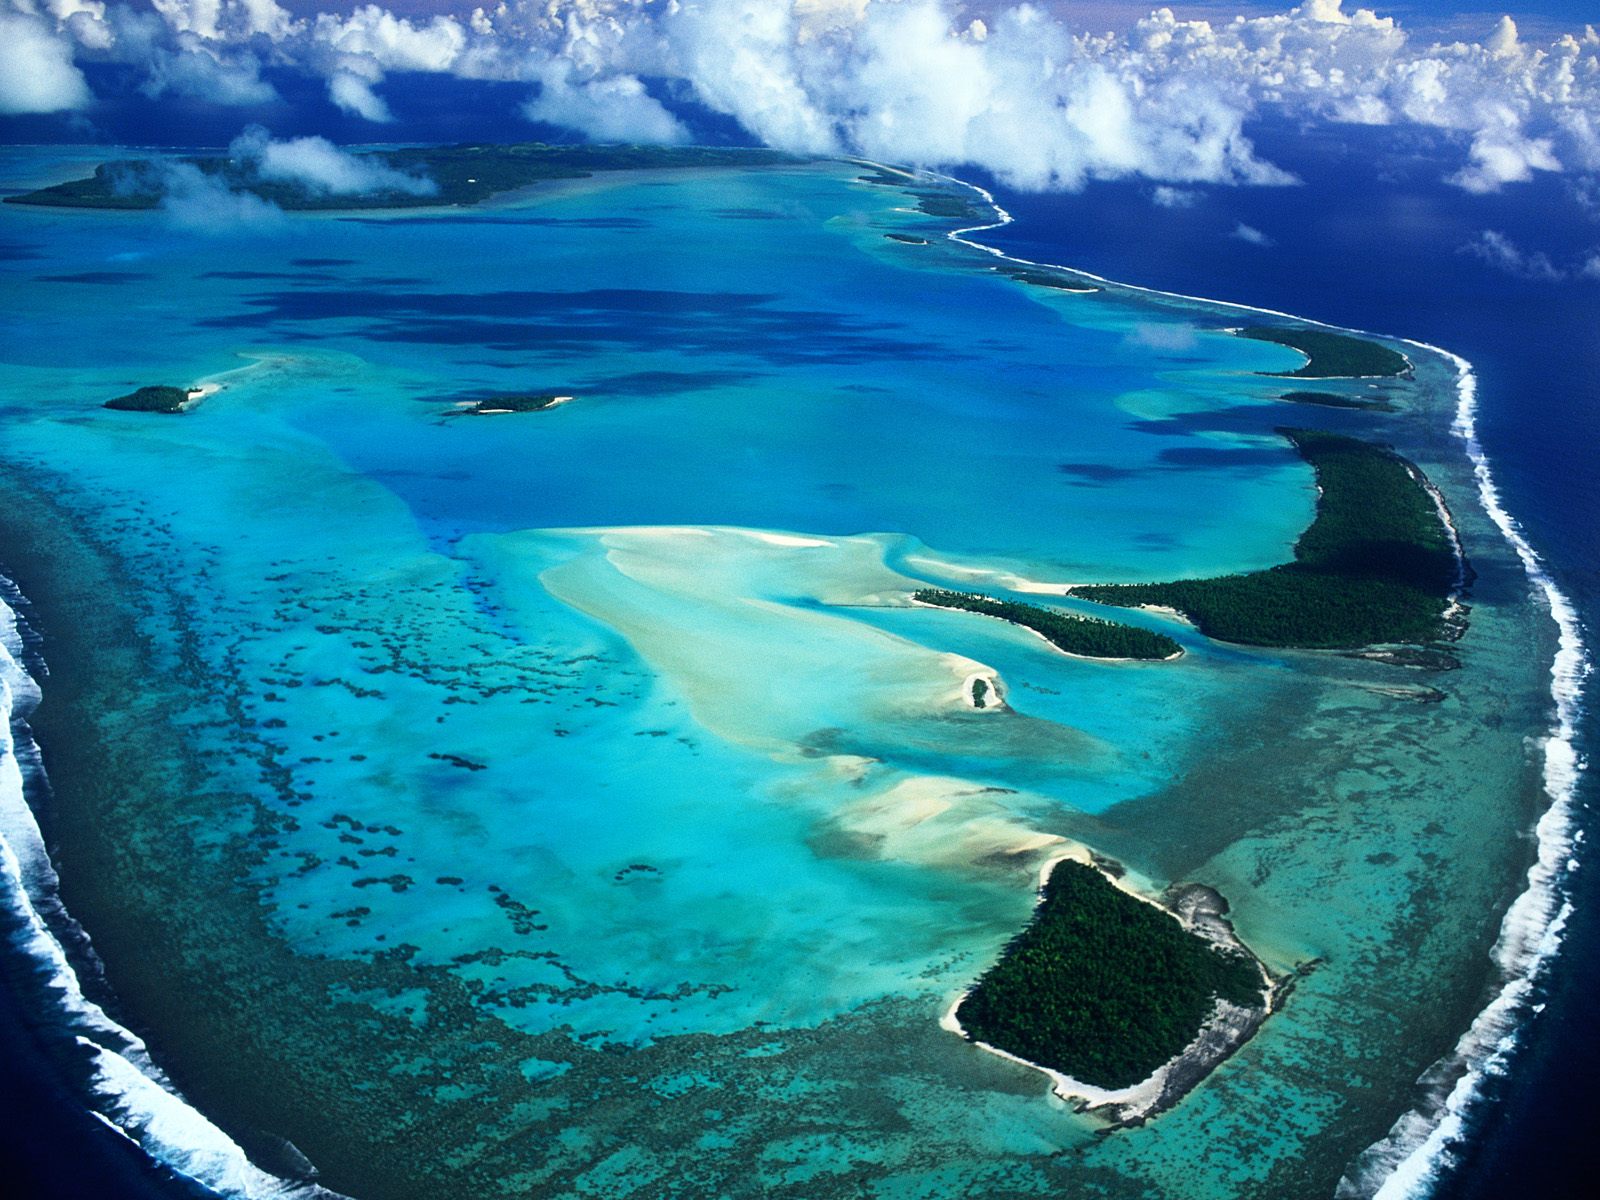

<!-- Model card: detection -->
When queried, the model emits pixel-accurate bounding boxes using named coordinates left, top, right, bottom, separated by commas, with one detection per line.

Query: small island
left=853, top=163, right=994, bottom=226
left=952, top=859, right=1271, bottom=1118
left=994, top=263, right=1100, bottom=293
left=104, top=385, right=201, bottom=413
left=913, top=588, right=1182, bottom=661
left=1071, top=429, right=1462, bottom=648
left=1237, top=326, right=1410, bottom=378
left=884, top=233, right=929, bottom=245
left=457, top=392, right=574, bottom=416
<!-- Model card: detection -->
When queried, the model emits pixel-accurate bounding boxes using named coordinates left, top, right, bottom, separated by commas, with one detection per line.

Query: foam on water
left=0, top=583, right=337, bottom=1200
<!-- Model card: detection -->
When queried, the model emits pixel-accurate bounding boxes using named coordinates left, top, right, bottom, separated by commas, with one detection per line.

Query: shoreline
left=941, top=854, right=1280, bottom=1128
left=902, top=163, right=1584, bottom=1198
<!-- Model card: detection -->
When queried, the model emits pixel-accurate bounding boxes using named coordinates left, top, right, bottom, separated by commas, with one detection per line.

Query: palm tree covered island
left=1237, top=326, right=1411, bottom=378
left=956, top=861, right=1265, bottom=1090
left=1073, top=429, right=1460, bottom=648
left=911, top=589, right=1182, bottom=660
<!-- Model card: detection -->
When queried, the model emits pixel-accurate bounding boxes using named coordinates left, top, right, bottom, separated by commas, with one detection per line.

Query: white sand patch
left=744, top=530, right=833, bottom=548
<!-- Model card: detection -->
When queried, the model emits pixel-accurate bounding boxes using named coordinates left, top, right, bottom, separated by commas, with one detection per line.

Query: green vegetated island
left=1237, top=325, right=1411, bottom=378
left=455, top=391, right=573, bottom=415
left=1073, top=429, right=1460, bottom=648
left=104, top=385, right=201, bottom=413
left=913, top=588, right=1181, bottom=661
left=992, top=263, right=1100, bottom=293
left=955, top=860, right=1269, bottom=1109
left=854, top=163, right=995, bottom=226
left=7, top=143, right=803, bottom=212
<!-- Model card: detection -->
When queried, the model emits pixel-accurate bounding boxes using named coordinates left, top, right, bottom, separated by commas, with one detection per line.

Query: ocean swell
left=0, top=579, right=335, bottom=1200
left=924, top=167, right=1589, bottom=1200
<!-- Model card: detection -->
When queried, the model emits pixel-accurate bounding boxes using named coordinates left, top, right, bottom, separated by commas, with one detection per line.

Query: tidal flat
left=0, top=147, right=1558, bottom=1199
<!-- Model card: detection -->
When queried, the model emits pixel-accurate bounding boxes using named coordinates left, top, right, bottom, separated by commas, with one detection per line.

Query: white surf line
left=0, top=582, right=344, bottom=1200
left=883, top=163, right=1589, bottom=1199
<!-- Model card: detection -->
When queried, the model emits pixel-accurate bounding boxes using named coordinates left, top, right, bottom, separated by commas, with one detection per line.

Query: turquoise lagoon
left=0, top=149, right=1557, bottom=1198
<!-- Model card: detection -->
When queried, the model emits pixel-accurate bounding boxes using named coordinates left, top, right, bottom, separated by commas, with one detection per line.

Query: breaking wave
left=0, top=578, right=339, bottom=1200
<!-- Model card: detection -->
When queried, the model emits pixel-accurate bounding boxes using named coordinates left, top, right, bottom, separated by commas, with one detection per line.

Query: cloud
left=1230, top=221, right=1274, bottom=246
left=1448, top=132, right=1562, bottom=194
left=309, top=7, right=466, bottom=73
left=1460, top=229, right=1587, bottom=281
left=1120, top=5, right=1598, bottom=194
left=648, top=0, right=1298, bottom=190
left=0, top=11, right=93, bottom=114
left=229, top=125, right=437, bottom=195
left=149, top=0, right=296, bottom=41
left=327, top=67, right=392, bottom=122
left=1125, top=322, right=1199, bottom=351
left=151, top=161, right=285, bottom=232
left=19, top=1, right=1600, bottom=197
left=141, top=36, right=278, bottom=106
left=523, top=64, right=689, bottom=144
left=1152, top=185, right=1200, bottom=208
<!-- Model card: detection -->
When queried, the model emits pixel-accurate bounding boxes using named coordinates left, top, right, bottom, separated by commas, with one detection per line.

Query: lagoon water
left=0, top=148, right=1563, bottom=1199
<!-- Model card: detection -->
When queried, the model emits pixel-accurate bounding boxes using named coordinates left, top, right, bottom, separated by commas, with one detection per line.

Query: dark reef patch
left=37, top=271, right=154, bottom=284
left=195, top=286, right=955, bottom=367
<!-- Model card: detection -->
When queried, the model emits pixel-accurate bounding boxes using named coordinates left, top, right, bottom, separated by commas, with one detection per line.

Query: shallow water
left=0, top=149, right=1556, bottom=1198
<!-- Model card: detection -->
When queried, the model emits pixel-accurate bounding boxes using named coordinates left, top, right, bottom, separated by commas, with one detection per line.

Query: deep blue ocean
left=0, top=114, right=1592, bottom=1198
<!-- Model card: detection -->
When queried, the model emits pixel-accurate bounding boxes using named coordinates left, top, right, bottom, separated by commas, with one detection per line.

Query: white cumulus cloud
left=1460, top=229, right=1591, bottom=281
left=523, top=63, right=688, bottom=144
left=141, top=35, right=277, bottom=105
left=229, top=125, right=438, bottom=195
left=1152, top=185, right=1200, bottom=208
left=14, top=1, right=1600, bottom=198
left=153, top=160, right=286, bottom=231
left=0, top=10, right=93, bottom=114
left=327, top=67, right=392, bottom=122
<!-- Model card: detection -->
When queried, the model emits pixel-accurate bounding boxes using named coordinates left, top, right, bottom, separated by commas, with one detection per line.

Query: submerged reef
left=1278, top=390, right=1396, bottom=412
left=1072, top=430, right=1462, bottom=649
